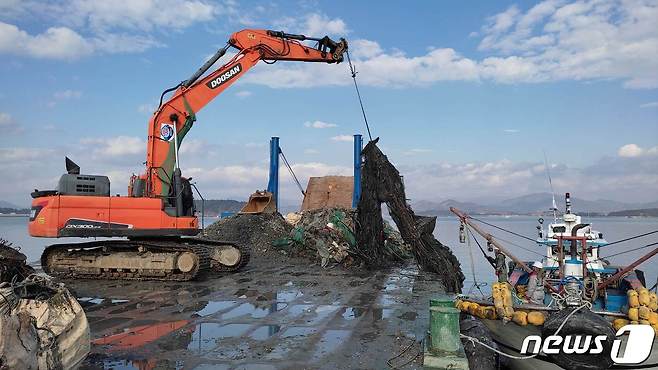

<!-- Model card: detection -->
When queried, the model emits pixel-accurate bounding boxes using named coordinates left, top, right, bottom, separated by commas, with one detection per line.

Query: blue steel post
left=352, top=134, right=363, bottom=208
left=267, top=137, right=280, bottom=210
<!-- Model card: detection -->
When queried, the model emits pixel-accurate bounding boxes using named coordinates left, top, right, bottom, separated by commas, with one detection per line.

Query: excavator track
left=40, top=237, right=248, bottom=281
left=197, top=238, right=251, bottom=273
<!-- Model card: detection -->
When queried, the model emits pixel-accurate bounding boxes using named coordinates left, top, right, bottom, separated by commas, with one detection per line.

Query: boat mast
left=543, top=152, right=558, bottom=222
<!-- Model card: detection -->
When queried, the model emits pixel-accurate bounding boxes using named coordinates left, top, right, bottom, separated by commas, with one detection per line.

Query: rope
left=591, top=241, right=658, bottom=263
left=494, top=234, right=560, bottom=263
left=460, top=301, right=591, bottom=360
left=600, top=230, right=658, bottom=247
left=386, top=338, right=423, bottom=368
left=469, top=231, right=496, bottom=268
left=465, top=226, right=486, bottom=297
left=279, top=149, right=306, bottom=196
left=345, top=50, right=373, bottom=141
left=470, top=216, right=538, bottom=243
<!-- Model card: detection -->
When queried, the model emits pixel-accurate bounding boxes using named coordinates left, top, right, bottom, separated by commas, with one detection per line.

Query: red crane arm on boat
left=597, top=246, right=658, bottom=290
left=449, top=207, right=560, bottom=294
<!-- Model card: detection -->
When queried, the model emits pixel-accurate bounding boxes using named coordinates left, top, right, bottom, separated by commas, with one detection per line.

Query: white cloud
left=137, top=103, right=156, bottom=114
left=80, top=136, right=145, bottom=157
left=399, top=154, right=658, bottom=203
left=617, top=143, right=658, bottom=158
left=304, top=148, right=320, bottom=154
left=244, top=142, right=267, bottom=149
left=179, top=138, right=208, bottom=155
left=503, top=129, right=520, bottom=133
left=187, top=165, right=268, bottom=185
left=0, top=21, right=162, bottom=59
left=350, top=39, right=383, bottom=59
left=53, top=89, right=82, bottom=100
left=640, top=102, right=658, bottom=108
left=330, top=135, right=353, bottom=142
left=303, top=13, right=348, bottom=36
left=270, top=13, right=349, bottom=37
left=0, top=0, right=217, bottom=59
left=244, top=0, right=658, bottom=90
left=62, top=0, right=217, bottom=32
left=476, top=0, right=658, bottom=89
left=618, top=143, right=644, bottom=157
left=304, top=120, right=337, bottom=129
left=403, top=148, right=433, bottom=156
left=0, top=147, right=56, bottom=163
left=274, top=13, right=348, bottom=37
left=235, top=90, right=252, bottom=98
left=0, top=22, right=94, bottom=59
left=0, top=112, right=23, bottom=134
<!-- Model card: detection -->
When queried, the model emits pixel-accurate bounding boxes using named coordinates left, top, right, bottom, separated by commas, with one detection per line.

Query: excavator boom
left=28, top=29, right=347, bottom=281
left=141, top=29, right=347, bottom=204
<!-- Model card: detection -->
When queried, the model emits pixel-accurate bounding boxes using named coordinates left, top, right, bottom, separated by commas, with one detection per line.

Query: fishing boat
left=451, top=193, right=658, bottom=370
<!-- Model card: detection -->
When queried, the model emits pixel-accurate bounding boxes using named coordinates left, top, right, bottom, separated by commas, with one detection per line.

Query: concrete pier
left=69, top=257, right=446, bottom=369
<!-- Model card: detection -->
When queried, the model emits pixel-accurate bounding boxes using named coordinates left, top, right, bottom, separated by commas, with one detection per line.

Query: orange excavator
left=28, top=29, right=347, bottom=281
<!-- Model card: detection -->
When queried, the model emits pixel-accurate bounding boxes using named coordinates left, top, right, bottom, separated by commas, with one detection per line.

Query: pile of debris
left=0, top=239, right=90, bottom=369
left=275, top=207, right=411, bottom=267
left=203, top=213, right=293, bottom=254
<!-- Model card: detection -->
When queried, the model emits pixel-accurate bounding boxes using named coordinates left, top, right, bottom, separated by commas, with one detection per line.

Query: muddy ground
left=64, top=254, right=446, bottom=370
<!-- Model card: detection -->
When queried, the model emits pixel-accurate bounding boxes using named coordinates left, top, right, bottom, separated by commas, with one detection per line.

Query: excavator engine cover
left=239, top=190, right=276, bottom=214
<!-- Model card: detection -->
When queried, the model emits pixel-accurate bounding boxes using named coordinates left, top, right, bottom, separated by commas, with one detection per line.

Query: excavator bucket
left=239, top=190, right=276, bottom=214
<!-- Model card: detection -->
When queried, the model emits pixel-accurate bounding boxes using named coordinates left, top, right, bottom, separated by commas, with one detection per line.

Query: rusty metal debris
left=355, top=139, right=465, bottom=293
left=0, top=239, right=35, bottom=283
left=0, top=240, right=91, bottom=369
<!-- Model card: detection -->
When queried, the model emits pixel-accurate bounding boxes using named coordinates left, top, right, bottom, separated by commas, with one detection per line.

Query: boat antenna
left=543, top=151, right=558, bottom=222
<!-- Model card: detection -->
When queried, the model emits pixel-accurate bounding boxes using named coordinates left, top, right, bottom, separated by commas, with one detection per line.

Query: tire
left=541, top=307, right=615, bottom=370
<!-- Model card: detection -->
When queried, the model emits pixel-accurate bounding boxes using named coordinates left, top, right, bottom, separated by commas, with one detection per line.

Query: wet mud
left=71, top=257, right=445, bottom=369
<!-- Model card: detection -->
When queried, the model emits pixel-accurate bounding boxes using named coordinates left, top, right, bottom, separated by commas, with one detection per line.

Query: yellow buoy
left=504, top=306, right=514, bottom=319
left=628, top=290, right=640, bottom=308
left=484, top=306, right=497, bottom=320
left=639, top=288, right=651, bottom=306
left=502, top=292, right=513, bottom=308
left=527, top=311, right=546, bottom=326
left=476, top=305, right=487, bottom=319
left=649, top=312, right=658, bottom=325
left=639, top=306, right=651, bottom=320
left=512, top=311, right=528, bottom=326
left=630, top=320, right=639, bottom=325
left=629, top=307, right=639, bottom=321
left=640, top=319, right=651, bottom=325
left=613, top=318, right=630, bottom=331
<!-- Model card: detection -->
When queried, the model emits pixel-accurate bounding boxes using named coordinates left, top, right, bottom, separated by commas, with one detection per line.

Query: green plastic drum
left=429, top=298, right=461, bottom=353
left=429, top=296, right=456, bottom=308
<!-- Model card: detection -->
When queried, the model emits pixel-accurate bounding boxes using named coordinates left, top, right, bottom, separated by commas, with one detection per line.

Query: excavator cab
left=239, top=190, right=276, bottom=214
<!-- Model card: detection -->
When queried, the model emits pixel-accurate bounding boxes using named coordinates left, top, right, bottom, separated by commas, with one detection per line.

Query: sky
left=0, top=0, right=657, bottom=207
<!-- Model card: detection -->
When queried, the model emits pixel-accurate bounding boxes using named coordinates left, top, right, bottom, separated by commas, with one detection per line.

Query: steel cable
left=345, top=50, right=373, bottom=141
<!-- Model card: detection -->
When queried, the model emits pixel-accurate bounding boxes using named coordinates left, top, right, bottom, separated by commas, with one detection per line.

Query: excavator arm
left=138, top=29, right=348, bottom=203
